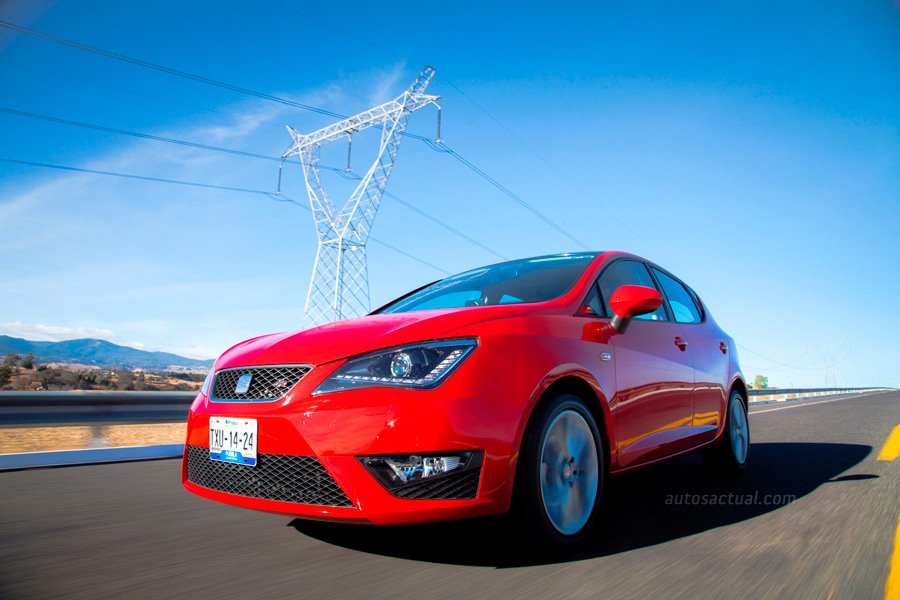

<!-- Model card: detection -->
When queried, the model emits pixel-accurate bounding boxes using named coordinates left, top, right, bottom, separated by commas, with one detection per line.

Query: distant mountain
left=0, top=335, right=214, bottom=371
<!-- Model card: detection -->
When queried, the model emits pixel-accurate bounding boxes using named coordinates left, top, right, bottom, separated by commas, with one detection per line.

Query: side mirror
left=609, top=285, right=663, bottom=333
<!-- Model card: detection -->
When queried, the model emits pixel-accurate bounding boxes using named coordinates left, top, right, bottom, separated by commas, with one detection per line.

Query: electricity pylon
left=281, top=66, right=440, bottom=327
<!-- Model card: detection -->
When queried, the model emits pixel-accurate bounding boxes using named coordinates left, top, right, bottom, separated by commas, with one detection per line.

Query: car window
left=412, top=290, right=483, bottom=310
left=652, top=268, right=702, bottom=324
left=378, top=253, right=598, bottom=314
left=578, top=284, right=604, bottom=316
left=499, top=294, right=522, bottom=304
left=597, top=260, right=667, bottom=321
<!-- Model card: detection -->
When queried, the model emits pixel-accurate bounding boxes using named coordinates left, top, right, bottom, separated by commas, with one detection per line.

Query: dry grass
left=0, top=423, right=186, bottom=453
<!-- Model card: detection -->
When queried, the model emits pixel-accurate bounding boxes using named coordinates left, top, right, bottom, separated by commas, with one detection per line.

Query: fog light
left=359, top=451, right=482, bottom=492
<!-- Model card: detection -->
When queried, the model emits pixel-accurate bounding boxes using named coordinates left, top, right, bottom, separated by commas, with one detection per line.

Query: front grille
left=392, top=469, right=481, bottom=500
left=185, top=445, right=353, bottom=507
left=211, top=365, right=311, bottom=402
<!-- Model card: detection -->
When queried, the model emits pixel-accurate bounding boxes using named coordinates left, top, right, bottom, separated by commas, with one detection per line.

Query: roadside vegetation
left=750, top=375, right=770, bottom=389
left=0, top=353, right=203, bottom=391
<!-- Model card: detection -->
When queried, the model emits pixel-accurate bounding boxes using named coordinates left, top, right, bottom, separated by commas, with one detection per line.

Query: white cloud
left=0, top=67, right=421, bottom=226
left=0, top=67, right=429, bottom=363
left=365, top=63, right=409, bottom=107
left=0, top=321, right=115, bottom=341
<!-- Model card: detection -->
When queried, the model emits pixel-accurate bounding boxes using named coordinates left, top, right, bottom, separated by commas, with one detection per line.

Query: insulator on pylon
left=346, top=135, right=352, bottom=173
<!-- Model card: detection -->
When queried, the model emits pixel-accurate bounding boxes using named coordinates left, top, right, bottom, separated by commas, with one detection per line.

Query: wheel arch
left=511, top=372, right=614, bottom=496
left=730, top=376, right=749, bottom=409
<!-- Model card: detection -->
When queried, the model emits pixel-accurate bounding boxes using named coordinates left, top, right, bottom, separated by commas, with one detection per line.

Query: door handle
left=674, top=336, right=688, bottom=351
left=720, top=341, right=728, bottom=354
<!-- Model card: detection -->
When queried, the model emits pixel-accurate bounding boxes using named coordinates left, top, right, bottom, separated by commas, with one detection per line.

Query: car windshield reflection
left=377, top=253, right=599, bottom=314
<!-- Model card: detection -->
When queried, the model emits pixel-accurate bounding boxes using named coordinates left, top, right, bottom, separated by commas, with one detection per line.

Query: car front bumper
left=181, top=360, right=518, bottom=525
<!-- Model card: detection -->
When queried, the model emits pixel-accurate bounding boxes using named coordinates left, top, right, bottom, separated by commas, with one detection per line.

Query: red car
left=183, top=251, right=749, bottom=545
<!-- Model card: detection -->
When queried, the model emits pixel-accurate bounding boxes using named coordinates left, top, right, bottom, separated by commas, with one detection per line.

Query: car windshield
left=377, top=253, right=599, bottom=314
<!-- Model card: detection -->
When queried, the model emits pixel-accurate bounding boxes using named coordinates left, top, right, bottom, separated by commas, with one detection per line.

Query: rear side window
left=652, top=268, right=702, bottom=324
left=597, top=260, right=667, bottom=321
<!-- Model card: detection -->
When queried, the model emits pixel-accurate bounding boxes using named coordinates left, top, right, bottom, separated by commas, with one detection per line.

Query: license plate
left=209, top=417, right=257, bottom=467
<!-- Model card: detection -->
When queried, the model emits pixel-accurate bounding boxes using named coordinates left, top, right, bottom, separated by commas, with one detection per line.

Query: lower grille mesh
left=392, top=469, right=481, bottom=500
left=186, top=445, right=353, bottom=507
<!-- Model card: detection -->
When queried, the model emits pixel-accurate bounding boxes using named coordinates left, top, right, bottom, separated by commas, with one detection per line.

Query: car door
left=596, top=259, right=696, bottom=468
left=651, top=266, right=727, bottom=438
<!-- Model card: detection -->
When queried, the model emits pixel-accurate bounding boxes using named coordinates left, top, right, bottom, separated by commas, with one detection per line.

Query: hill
left=0, top=335, right=213, bottom=371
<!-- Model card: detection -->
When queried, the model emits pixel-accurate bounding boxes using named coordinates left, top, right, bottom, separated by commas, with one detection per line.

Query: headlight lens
left=200, top=369, right=214, bottom=396
left=313, top=338, right=477, bottom=394
left=390, top=352, right=413, bottom=378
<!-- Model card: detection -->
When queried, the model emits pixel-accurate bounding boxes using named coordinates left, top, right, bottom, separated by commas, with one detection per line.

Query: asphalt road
left=1, top=390, right=898, bottom=599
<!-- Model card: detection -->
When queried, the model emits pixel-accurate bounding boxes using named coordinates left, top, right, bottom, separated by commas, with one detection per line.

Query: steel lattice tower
left=282, top=67, right=440, bottom=327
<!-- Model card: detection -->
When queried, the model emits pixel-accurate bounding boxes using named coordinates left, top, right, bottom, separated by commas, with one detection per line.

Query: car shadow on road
left=289, top=442, right=873, bottom=567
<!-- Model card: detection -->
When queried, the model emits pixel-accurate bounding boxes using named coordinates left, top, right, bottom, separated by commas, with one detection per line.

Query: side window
left=578, top=284, right=605, bottom=317
left=597, top=261, right=667, bottom=321
left=652, top=268, right=702, bottom=324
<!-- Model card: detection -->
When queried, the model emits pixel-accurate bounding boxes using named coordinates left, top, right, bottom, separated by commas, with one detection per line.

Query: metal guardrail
left=0, top=388, right=893, bottom=425
left=746, top=387, right=890, bottom=403
left=0, top=391, right=196, bottom=424
left=0, top=388, right=892, bottom=471
left=747, top=387, right=884, bottom=397
left=0, top=444, right=185, bottom=471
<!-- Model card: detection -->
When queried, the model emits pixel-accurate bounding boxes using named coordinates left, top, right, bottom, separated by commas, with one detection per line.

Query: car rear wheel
left=514, top=392, right=606, bottom=547
left=704, top=389, right=750, bottom=475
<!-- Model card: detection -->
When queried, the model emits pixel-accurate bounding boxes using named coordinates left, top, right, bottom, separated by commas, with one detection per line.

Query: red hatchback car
left=183, top=251, right=749, bottom=545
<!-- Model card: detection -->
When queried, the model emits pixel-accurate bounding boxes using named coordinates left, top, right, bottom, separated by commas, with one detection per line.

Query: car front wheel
left=515, top=392, right=606, bottom=547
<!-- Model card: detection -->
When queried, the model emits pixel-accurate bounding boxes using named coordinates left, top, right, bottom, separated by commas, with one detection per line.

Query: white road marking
left=749, top=390, right=890, bottom=415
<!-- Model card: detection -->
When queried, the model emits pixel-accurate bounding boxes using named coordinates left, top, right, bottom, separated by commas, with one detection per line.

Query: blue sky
left=0, top=0, right=898, bottom=387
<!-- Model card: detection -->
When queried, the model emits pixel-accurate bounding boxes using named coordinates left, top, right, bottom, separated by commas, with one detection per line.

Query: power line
left=736, top=344, right=826, bottom=372
left=847, top=344, right=867, bottom=383
left=258, top=193, right=452, bottom=275
left=0, top=58, right=259, bottom=129
left=338, top=169, right=508, bottom=260
left=444, top=80, right=634, bottom=234
left=367, top=238, right=449, bottom=275
left=0, top=19, right=589, bottom=251
left=0, top=157, right=274, bottom=195
left=0, top=157, right=451, bottom=275
left=439, top=78, right=702, bottom=275
left=426, top=140, right=590, bottom=249
left=0, top=106, right=506, bottom=259
left=0, top=19, right=345, bottom=120
left=0, top=19, right=421, bottom=138
left=248, top=5, right=598, bottom=252
left=0, top=106, right=281, bottom=162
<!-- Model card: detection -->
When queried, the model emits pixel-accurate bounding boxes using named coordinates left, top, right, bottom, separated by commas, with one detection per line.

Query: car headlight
left=313, top=338, right=477, bottom=394
left=200, top=369, right=214, bottom=396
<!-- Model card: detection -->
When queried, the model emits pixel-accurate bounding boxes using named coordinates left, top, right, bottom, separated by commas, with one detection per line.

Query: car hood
left=216, top=303, right=560, bottom=368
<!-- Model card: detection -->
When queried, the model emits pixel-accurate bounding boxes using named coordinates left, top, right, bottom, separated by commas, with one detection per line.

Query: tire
left=513, top=392, right=606, bottom=548
left=704, top=389, right=750, bottom=475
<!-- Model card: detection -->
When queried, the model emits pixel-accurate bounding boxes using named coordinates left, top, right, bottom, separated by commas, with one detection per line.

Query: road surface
left=2, top=390, right=898, bottom=599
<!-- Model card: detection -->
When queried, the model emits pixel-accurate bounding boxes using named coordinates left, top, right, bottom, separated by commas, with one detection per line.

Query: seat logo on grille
left=234, top=373, right=253, bottom=394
